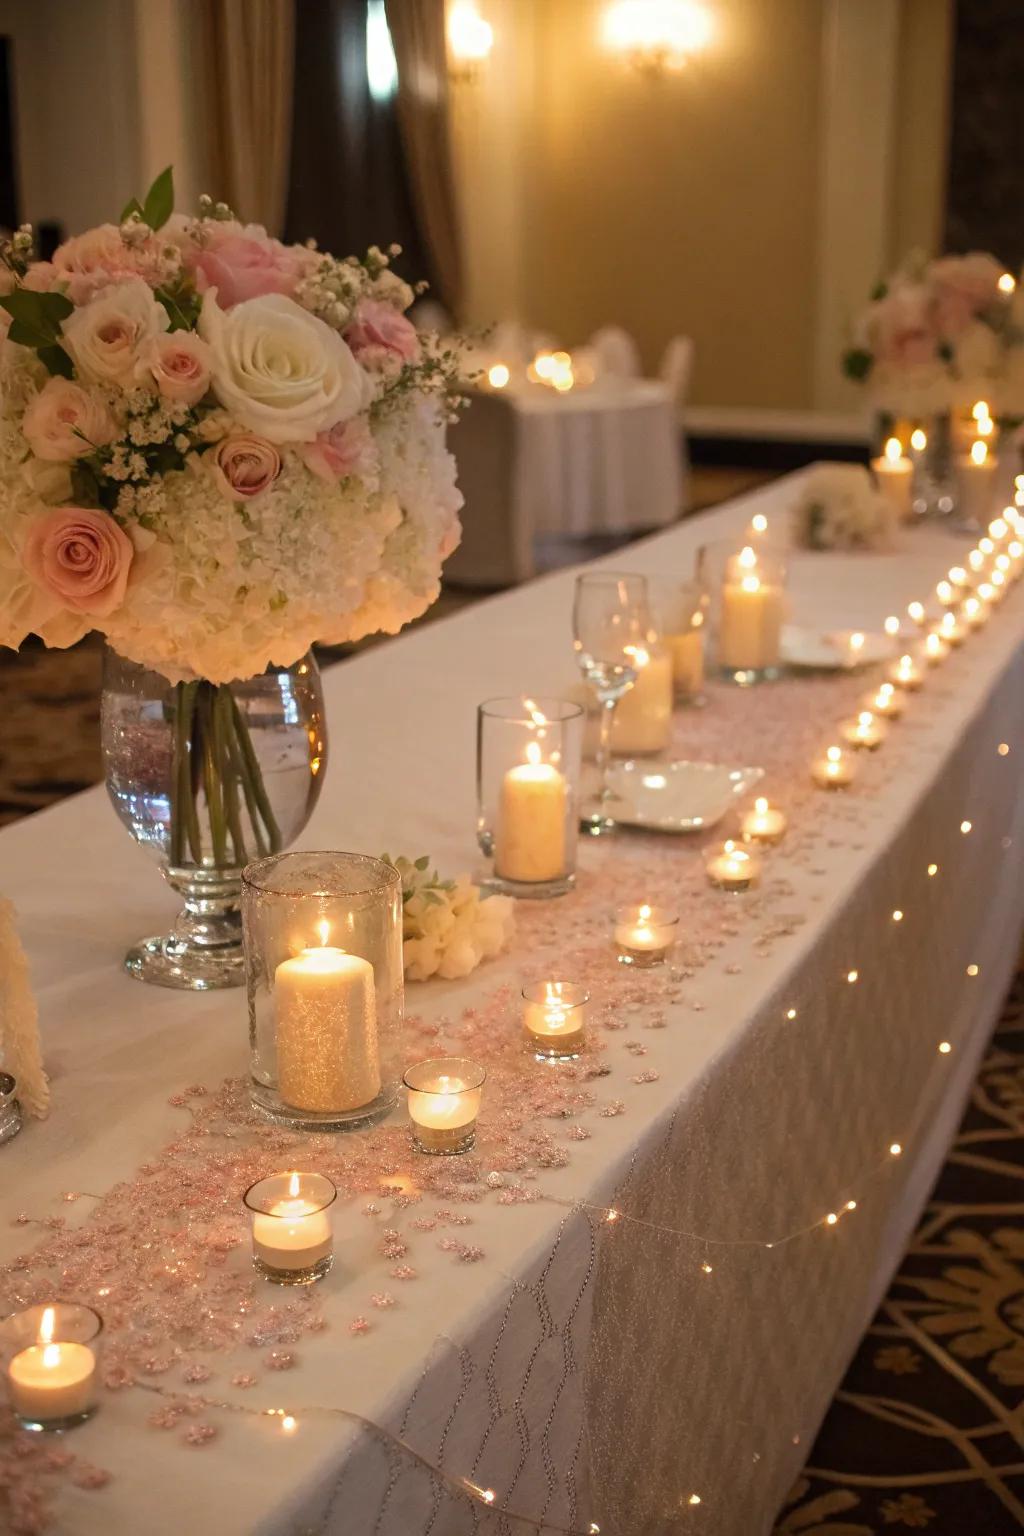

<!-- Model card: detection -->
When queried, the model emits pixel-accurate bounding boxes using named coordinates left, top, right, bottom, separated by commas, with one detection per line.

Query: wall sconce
left=601, top=0, right=713, bottom=76
left=448, top=2, right=494, bottom=84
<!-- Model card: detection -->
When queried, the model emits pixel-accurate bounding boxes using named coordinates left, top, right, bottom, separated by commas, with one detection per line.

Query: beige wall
left=452, top=0, right=953, bottom=413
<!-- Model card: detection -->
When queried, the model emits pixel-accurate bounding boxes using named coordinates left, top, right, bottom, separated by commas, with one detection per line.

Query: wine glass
left=572, top=572, right=650, bottom=834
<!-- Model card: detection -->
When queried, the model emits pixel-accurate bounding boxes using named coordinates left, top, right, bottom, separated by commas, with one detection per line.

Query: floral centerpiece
left=842, top=250, right=1022, bottom=419
left=0, top=169, right=462, bottom=988
left=791, top=464, right=896, bottom=553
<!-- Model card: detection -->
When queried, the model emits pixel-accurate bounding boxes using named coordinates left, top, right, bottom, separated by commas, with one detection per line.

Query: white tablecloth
left=2, top=469, right=1023, bottom=1535
left=446, top=380, right=684, bottom=586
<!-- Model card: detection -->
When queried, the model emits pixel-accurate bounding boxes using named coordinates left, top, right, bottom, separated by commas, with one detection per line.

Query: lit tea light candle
left=961, top=594, right=988, bottom=629
left=244, top=1171, right=336, bottom=1285
left=884, top=615, right=901, bottom=638
left=487, top=362, right=511, bottom=389
left=889, top=653, right=923, bottom=691
left=613, top=903, right=678, bottom=966
left=978, top=580, right=998, bottom=606
left=979, top=536, right=995, bottom=554
left=995, top=552, right=1012, bottom=573
left=275, top=923, right=380, bottom=1115
left=812, top=744, right=856, bottom=790
left=935, top=580, right=956, bottom=608
left=494, top=736, right=568, bottom=884
left=906, top=601, right=927, bottom=629
left=921, top=631, right=949, bottom=666
left=522, top=981, right=589, bottom=1060
left=840, top=710, right=887, bottom=751
left=989, top=568, right=1007, bottom=600
left=861, top=682, right=904, bottom=719
left=948, top=565, right=970, bottom=590
left=404, top=1058, right=486, bottom=1155
left=968, top=548, right=986, bottom=575
left=718, top=545, right=784, bottom=676
left=937, top=612, right=965, bottom=648
left=740, top=795, right=787, bottom=844
left=611, top=644, right=673, bottom=755
left=871, top=436, right=913, bottom=522
left=705, top=839, right=762, bottom=891
left=3, top=1305, right=101, bottom=1431
left=989, top=517, right=1009, bottom=541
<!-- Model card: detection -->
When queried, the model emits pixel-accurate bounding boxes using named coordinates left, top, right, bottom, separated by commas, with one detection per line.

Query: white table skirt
left=2, top=468, right=1022, bottom=1535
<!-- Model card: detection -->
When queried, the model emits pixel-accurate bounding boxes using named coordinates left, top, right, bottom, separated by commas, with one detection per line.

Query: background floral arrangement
left=842, top=250, right=1023, bottom=418
left=791, top=464, right=897, bottom=553
left=384, top=855, right=516, bottom=982
left=0, top=168, right=463, bottom=686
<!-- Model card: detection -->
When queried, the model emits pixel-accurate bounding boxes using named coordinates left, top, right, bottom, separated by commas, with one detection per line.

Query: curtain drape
left=203, top=0, right=295, bottom=233
left=383, top=0, right=463, bottom=315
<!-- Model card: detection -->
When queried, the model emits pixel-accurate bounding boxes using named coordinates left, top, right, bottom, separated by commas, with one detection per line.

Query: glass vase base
left=481, top=871, right=576, bottom=899
left=580, top=810, right=618, bottom=836
left=16, top=1408, right=96, bottom=1433
left=719, top=664, right=782, bottom=687
left=250, top=1080, right=399, bottom=1133
left=124, top=933, right=245, bottom=991
left=251, top=1253, right=333, bottom=1287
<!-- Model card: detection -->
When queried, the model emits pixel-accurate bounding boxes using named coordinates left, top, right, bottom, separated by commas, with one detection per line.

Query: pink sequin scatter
left=600, top=1101, right=626, bottom=1118
left=390, top=1265, right=417, bottom=1281
left=231, top=1373, right=258, bottom=1389
left=349, top=1317, right=371, bottom=1335
left=370, top=1293, right=396, bottom=1309
left=70, top=1465, right=110, bottom=1491
left=264, top=1351, right=296, bottom=1371
left=183, top=1424, right=218, bottom=1447
left=632, top=1071, right=660, bottom=1085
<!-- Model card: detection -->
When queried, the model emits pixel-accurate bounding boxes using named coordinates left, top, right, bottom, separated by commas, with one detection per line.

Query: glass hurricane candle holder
left=477, top=698, right=584, bottom=897
left=705, top=839, right=762, bottom=891
left=698, top=540, right=787, bottom=686
left=1, top=1304, right=103, bottom=1432
left=243, top=1171, right=336, bottom=1285
left=242, top=852, right=403, bottom=1131
left=613, top=904, right=678, bottom=966
left=522, top=981, right=589, bottom=1060
left=404, top=1057, right=486, bottom=1155
left=647, top=576, right=709, bottom=704
left=0, top=1071, right=21, bottom=1146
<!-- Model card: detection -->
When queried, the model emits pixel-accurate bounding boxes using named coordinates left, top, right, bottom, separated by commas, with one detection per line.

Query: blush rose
left=23, top=507, right=133, bottom=615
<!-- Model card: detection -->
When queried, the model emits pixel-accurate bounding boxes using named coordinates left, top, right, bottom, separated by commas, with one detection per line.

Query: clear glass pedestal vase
left=911, top=413, right=957, bottom=521
left=101, top=650, right=327, bottom=991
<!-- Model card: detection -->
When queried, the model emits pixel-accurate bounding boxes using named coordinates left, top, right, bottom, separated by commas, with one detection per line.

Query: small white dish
left=781, top=626, right=895, bottom=671
left=606, top=760, right=765, bottom=833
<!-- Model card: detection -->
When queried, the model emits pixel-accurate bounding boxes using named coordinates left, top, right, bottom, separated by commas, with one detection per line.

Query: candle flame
left=849, top=631, right=865, bottom=651
left=949, top=566, right=966, bottom=584
left=977, top=415, right=994, bottom=437
left=899, top=654, right=912, bottom=668
left=884, top=437, right=902, bottom=464
left=754, top=797, right=768, bottom=815
left=857, top=711, right=873, bottom=728
left=740, top=574, right=761, bottom=594
left=288, top=1172, right=300, bottom=1199
left=487, top=363, right=510, bottom=389
left=638, top=904, right=652, bottom=921
left=910, top=428, right=926, bottom=451
left=525, top=740, right=542, bottom=767
left=999, top=272, right=1016, bottom=293
left=971, top=439, right=988, bottom=466
left=751, top=513, right=768, bottom=533
left=973, top=400, right=990, bottom=421
left=737, top=545, right=756, bottom=568
left=990, top=518, right=1008, bottom=539
left=42, top=1343, right=62, bottom=1369
left=826, top=746, right=841, bottom=763
left=317, top=918, right=330, bottom=948
left=879, top=682, right=894, bottom=698
left=39, top=1306, right=55, bottom=1345
left=907, top=602, right=924, bottom=623
left=884, top=615, right=900, bottom=636
left=969, top=549, right=984, bottom=569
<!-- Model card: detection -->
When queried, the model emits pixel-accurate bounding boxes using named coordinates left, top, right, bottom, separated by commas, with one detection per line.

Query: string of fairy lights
left=9, top=501, right=1024, bottom=1533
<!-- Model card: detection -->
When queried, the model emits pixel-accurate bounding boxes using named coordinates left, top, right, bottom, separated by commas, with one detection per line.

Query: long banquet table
left=2, top=467, right=1024, bottom=1535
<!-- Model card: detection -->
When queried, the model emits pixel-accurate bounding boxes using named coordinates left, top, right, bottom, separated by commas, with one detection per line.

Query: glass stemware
left=572, top=572, right=649, bottom=834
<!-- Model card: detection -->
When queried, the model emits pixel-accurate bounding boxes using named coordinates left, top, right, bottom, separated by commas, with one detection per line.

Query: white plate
left=781, top=626, right=895, bottom=671
left=606, top=760, right=765, bottom=833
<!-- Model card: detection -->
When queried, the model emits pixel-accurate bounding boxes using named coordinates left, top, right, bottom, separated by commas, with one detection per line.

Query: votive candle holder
left=613, top=904, right=678, bottom=966
left=522, top=981, right=589, bottom=1060
left=243, top=1171, right=337, bottom=1286
left=404, top=1057, right=486, bottom=1155
left=1, top=1303, right=103, bottom=1432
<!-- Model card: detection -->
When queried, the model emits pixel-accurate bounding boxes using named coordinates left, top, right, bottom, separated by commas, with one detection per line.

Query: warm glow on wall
left=601, top=0, right=713, bottom=75
left=448, top=2, right=494, bottom=81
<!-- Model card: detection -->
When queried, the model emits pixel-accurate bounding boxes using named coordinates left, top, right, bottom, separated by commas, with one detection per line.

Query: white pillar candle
left=613, top=904, right=678, bottom=965
left=889, top=653, right=923, bottom=691
left=522, top=981, right=588, bottom=1058
left=705, top=840, right=762, bottom=891
left=494, top=741, right=567, bottom=882
left=405, top=1060, right=485, bottom=1153
left=718, top=546, right=783, bottom=673
left=840, top=710, right=887, bottom=751
left=665, top=628, right=705, bottom=699
left=6, top=1309, right=96, bottom=1426
left=955, top=440, right=999, bottom=529
left=275, top=931, right=379, bottom=1114
left=250, top=1173, right=334, bottom=1275
left=739, top=796, right=787, bottom=843
left=861, top=683, right=904, bottom=720
left=812, top=744, right=856, bottom=790
left=871, top=437, right=913, bottom=522
left=611, top=645, right=673, bottom=754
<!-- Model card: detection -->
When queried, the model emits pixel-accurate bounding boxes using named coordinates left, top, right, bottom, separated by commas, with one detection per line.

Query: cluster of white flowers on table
left=792, top=464, right=898, bottom=552
left=385, top=856, right=516, bottom=982
left=0, top=171, right=463, bottom=683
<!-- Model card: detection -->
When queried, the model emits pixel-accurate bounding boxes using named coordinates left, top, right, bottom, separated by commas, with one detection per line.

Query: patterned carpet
left=774, top=978, right=1024, bottom=1535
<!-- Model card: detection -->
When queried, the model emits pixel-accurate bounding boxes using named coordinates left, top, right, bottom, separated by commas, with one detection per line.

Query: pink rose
left=344, top=299, right=419, bottom=368
left=211, top=434, right=281, bottom=499
left=52, top=224, right=164, bottom=304
left=23, top=378, right=117, bottom=462
left=866, top=283, right=937, bottom=369
left=930, top=252, right=1004, bottom=340
left=297, top=416, right=376, bottom=481
left=142, top=331, right=213, bottom=405
left=21, top=261, right=58, bottom=293
left=23, top=507, right=133, bottom=615
left=193, top=234, right=308, bottom=309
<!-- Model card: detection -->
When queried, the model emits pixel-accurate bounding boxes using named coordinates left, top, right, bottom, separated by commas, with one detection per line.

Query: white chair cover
left=659, top=334, right=695, bottom=416
left=444, top=392, right=533, bottom=588
left=589, top=325, right=641, bottom=379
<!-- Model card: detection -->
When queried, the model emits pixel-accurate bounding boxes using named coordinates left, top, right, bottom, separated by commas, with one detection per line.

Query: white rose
left=200, top=292, right=371, bottom=444
left=22, top=377, right=118, bottom=461
left=61, top=278, right=169, bottom=386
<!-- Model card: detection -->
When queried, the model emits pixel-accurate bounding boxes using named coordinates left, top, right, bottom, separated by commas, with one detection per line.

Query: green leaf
left=870, top=280, right=888, bottom=301
left=37, top=343, right=73, bottom=378
left=156, top=285, right=200, bottom=333
left=142, top=166, right=174, bottom=231
left=414, top=855, right=430, bottom=870
left=120, top=195, right=143, bottom=223
left=70, top=463, right=102, bottom=507
left=0, top=287, right=73, bottom=349
left=842, top=348, right=873, bottom=382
